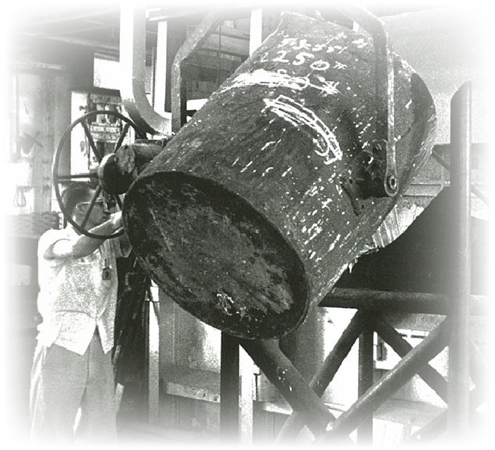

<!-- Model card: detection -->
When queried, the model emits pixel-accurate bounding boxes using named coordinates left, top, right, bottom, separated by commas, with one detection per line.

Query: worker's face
left=75, top=191, right=110, bottom=229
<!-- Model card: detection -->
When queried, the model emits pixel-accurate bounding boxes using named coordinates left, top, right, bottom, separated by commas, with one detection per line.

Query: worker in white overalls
left=30, top=181, right=130, bottom=444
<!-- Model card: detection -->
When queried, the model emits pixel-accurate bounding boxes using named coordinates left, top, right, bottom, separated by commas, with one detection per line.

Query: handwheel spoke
left=56, top=172, right=97, bottom=182
left=54, top=109, right=142, bottom=240
left=80, top=185, right=103, bottom=229
left=113, top=122, right=132, bottom=151
left=113, top=194, right=124, bottom=210
left=81, top=118, right=103, bottom=162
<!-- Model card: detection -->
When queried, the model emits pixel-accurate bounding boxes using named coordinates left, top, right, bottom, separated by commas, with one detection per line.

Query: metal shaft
left=374, top=316, right=448, bottom=402
left=357, top=322, right=374, bottom=443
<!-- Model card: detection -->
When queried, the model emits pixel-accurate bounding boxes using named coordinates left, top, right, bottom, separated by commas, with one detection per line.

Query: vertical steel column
left=357, top=323, right=374, bottom=444
left=220, top=332, right=240, bottom=441
left=448, top=82, right=472, bottom=435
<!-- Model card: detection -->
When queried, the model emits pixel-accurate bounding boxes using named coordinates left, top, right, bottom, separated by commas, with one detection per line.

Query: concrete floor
left=3, top=330, right=192, bottom=447
left=5, top=414, right=201, bottom=448
left=6, top=325, right=488, bottom=447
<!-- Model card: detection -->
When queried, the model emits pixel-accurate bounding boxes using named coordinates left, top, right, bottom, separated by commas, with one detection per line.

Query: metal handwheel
left=52, top=109, right=146, bottom=239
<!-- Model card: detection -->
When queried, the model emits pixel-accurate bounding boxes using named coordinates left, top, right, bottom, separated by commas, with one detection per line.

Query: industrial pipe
left=120, top=5, right=172, bottom=136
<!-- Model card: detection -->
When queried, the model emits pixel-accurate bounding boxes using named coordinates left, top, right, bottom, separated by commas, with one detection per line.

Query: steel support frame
left=169, top=21, right=479, bottom=442
left=222, top=83, right=479, bottom=443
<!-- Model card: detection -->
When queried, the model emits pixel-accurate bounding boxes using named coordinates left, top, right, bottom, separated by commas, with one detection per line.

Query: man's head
left=61, top=182, right=110, bottom=230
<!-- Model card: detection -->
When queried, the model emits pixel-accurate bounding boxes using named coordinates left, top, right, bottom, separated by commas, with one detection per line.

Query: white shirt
left=36, top=227, right=125, bottom=355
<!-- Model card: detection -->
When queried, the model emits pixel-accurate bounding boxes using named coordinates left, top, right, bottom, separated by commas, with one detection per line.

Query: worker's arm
left=44, top=212, right=124, bottom=260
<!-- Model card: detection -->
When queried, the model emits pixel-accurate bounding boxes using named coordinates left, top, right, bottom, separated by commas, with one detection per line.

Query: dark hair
left=61, top=182, right=96, bottom=217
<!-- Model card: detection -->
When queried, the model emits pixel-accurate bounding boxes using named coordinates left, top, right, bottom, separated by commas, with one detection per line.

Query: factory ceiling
left=10, top=2, right=448, bottom=66
left=10, top=3, right=262, bottom=62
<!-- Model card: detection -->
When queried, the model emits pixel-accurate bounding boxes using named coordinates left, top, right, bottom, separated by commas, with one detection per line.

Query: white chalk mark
left=282, top=167, right=293, bottom=177
left=240, top=161, right=253, bottom=173
left=261, top=141, right=276, bottom=151
left=263, top=95, right=343, bottom=165
left=352, top=37, right=368, bottom=49
left=262, top=167, right=274, bottom=176
left=220, top=69, right=340, bottom=97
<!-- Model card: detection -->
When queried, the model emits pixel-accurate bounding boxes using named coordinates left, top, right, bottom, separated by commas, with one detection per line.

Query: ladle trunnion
left=123, top=12, right=436, bottom=340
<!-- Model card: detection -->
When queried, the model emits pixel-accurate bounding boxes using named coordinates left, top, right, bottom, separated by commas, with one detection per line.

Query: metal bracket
left=171, top=9, right=228, bottom=133
left=335, top=6, right=398, bottom=198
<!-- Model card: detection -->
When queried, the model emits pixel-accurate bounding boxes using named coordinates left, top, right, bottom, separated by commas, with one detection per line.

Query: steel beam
left=468, top=339, right=488, bottom=391
left=374, top=316, right=448, bottom=402
left=432, top=144, right=489, bottom=206
left=409, top=386, right=486, bottom=442
left=376, top=319, right=491, bottom=448
left=320, top=288, right=487, bottom=315
left=358, top=321, right=374, bottom=443
left=220, top=333, right=240, bottom=441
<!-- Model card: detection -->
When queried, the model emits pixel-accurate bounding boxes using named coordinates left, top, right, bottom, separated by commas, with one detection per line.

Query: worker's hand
left=48, top=210, right=126, bottom=259
left=108, top=211, right=124, bottom=234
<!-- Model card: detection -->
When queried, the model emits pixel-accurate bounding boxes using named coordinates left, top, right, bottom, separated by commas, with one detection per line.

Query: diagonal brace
left=318, top=318, right=450, bottom=441
left=239, top=338, right=335, bottom=437
left=276, top=310, right=368, bottom=441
